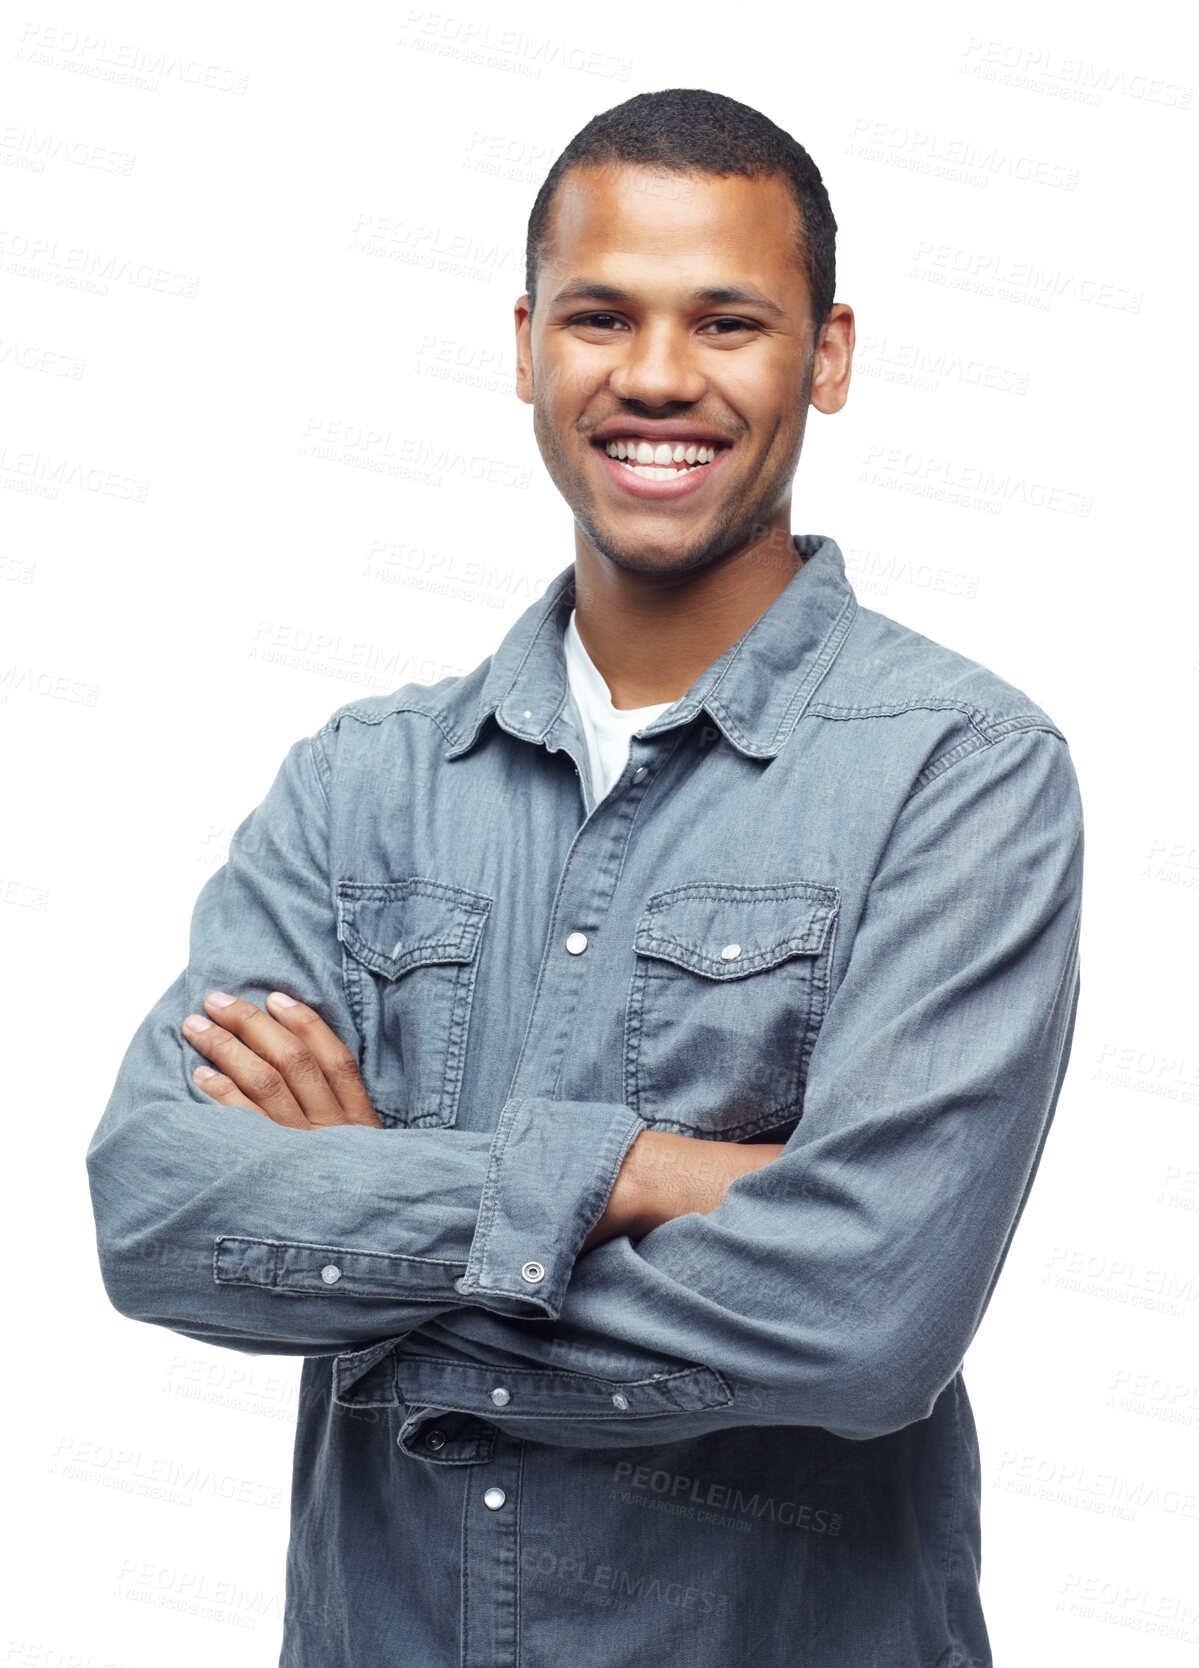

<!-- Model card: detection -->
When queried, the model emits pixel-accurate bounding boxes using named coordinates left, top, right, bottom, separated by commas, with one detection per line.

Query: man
left=86, top=87, right=1083, bottom=1667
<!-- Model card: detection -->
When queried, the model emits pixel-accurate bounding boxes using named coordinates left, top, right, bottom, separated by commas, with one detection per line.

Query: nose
left=607, top=320, right=708, bottom=408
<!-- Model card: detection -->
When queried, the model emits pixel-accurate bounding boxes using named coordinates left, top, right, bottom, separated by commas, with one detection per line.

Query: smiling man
left=86, top=89, right=1084, bottom=1668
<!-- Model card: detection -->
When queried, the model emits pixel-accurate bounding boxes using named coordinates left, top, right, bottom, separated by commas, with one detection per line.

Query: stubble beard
left=532, top=400, right=805, bottom=579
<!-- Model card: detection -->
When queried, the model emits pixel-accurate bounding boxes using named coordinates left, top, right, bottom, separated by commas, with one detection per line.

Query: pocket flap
left=634, top=881, right=838, bottom=978
left=336, top=877, right=491, bottom=979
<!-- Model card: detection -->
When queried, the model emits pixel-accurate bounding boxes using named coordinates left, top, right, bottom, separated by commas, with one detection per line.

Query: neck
left=570, top=526, right=804, bottom=709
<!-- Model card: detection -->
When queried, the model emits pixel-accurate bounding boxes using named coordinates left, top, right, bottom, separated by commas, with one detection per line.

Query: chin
left=589, top=531, right=726, bottom=578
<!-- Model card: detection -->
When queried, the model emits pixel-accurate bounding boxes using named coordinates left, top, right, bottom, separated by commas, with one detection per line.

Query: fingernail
left=194, top=1066, right=218, bottom=1080
left=268, top=991, right=297, bottom=1007
left=183, top=1013, right=211, bottom=1032
left=206, top=991, right=235, bottom=1007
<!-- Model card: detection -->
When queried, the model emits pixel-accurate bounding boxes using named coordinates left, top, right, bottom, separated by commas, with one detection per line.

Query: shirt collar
left=442, top=532, right=858, bottom=762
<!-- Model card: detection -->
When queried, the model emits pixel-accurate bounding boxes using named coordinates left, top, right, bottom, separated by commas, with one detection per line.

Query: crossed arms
left=177, top=983, right=781, bottom=1250
left=85, top=721, right=1083, bottom=1444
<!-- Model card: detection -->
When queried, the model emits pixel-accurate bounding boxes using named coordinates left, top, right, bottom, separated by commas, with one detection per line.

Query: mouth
left=589, top=434, right=732, bottom=502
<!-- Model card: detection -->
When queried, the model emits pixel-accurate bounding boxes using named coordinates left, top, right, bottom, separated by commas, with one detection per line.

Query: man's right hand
left=580, top=1129, right=785, bottom=1254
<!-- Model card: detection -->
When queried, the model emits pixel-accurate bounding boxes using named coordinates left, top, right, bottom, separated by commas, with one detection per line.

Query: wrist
left=623, top=1130, right=778, bottom=1234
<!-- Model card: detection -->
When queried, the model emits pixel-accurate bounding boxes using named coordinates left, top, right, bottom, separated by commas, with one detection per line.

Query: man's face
left=515, top=164, right=835, bottom=577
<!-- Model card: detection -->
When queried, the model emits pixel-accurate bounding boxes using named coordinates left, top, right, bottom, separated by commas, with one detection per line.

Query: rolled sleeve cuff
left=459, top=1095, right=646, bottom=1319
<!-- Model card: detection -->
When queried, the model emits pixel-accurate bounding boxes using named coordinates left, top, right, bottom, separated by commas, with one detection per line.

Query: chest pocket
left=623, top=880, right=839, bottom=1139
left=335, top=877, right=492, bottom=1128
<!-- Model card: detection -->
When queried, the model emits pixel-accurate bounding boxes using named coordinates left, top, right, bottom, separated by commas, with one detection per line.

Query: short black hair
left=524, top=87, right=837, bottom=339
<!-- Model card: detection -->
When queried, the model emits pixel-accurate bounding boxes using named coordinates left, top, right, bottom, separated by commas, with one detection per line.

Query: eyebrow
left=549, top=279, right=788, bottom=321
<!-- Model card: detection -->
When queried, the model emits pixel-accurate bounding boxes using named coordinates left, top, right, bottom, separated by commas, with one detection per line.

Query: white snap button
left=490, top=1386, right=511, bottom=1407
left=483, top=1487, right=507, bottom=1510
left=720, top=943, right=742, bottom=961
left=611, top=1392, right=629, bottom=1410
left=454, top=1275, right=470, bottom=1293
left=565, top=931, right=588, bottom=955
left=320, top=1264, right=341, bottom=1284
left=521, top=1260, right=545, bottom=1284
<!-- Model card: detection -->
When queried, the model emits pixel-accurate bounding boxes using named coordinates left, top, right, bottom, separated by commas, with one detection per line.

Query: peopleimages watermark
left=847, top=117, right=1079, bottom=190
left=0, top=229, right=199, bottom=299
left=48, top=1434, right=283, bottom=1510
left=14, top=23, right=250, bottom=94
left=298, top=417, right=531, bottom=490
left=396, top=9, right=631, bottom=82
left=910, top=240, right=1142, bottom=313
left=0, top=124, right=136, bottom=176
left=960, top=36, right=1192, bottom=109
left=0, top=444, right=148, bottom=502
left=0, top=336, right=85, bottom=378
left=611, top=1460, right=843, bottom=1536
left=862, top=444, right=1091, bottom=516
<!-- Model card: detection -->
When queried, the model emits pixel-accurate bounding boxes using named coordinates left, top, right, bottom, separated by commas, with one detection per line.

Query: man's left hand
left=181, top=991, right=383, bottom=1128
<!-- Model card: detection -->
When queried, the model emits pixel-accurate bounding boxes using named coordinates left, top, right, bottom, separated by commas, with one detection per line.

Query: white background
left=3, top=1, right=1196, bottom=1663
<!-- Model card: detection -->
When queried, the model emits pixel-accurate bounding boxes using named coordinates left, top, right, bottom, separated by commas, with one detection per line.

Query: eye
left=569, top=314, right=761, bottom=335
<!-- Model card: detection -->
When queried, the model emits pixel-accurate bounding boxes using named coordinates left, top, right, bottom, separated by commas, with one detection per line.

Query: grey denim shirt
left=86, top=533, right=1084, bottom=1667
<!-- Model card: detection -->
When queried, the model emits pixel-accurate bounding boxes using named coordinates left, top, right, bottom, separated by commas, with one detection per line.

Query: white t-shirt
left=563, top=608, right=677, bottom=804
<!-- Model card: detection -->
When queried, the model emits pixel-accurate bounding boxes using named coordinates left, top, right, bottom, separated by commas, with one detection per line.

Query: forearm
left=580, top=1130, right=786, bottom=1253
left=88, top=951, right=646, bottom=1357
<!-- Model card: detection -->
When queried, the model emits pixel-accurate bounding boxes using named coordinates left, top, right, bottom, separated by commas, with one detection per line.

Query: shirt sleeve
left=367, top=724, right=1084, bottom=1444
left=84, top=729, right=645, bottom=1358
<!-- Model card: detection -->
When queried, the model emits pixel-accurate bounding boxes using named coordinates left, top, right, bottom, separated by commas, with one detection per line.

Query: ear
left=514, top=295, right=534, bottom=406
left=809, top=303, right=855, bottom=417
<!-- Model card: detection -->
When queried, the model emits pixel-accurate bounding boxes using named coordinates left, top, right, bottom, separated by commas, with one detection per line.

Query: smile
left=590, top=435, right=732, bottom=501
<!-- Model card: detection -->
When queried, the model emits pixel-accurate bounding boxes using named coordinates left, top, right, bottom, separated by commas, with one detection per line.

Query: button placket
left=504, top=725, right=678, bottom=1109
left=462, top=1438, right=523, bottom=1668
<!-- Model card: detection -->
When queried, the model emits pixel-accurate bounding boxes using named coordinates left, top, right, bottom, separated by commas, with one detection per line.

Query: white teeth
left=619, top=464, right=704, bottom=480
left=603, top=438, right=718, bottom=466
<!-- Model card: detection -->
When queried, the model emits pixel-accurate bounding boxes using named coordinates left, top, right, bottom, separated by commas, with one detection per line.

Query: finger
left=192, top=1065, right=271, bottom=1120
left=201, top=991, right=355, bottom=1126
left=182, top=1007, right=310, bottom=1128
left=264, top=991, right=383, bottom=1126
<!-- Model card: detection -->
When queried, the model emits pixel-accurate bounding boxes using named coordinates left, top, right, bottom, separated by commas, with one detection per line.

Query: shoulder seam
left=909, top=718, right=1068, bottom=798
left=318, top=698, right=463, bottom=747
left=807, top=698, right=993, bottom=745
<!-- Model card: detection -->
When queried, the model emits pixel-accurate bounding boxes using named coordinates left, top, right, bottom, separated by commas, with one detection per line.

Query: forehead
left=542, top=164, right=807, bottom=300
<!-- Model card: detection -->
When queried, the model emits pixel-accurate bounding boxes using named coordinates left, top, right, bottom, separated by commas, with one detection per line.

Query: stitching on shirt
left=639, top=927, right=825, bottom=970
left=806, top=698, right=994, bottom=744
left=490, top=575, right=576, bottom=738
left=772, top=588, right=860, bottom=743
left=595, top=723, right=695, bottom=914
left=513, top=1441, right=526, bottom=1642
left=514, top=723, right=693, bottom=1100
left=308, top=730, right=333, bottom=807
left=213, top=1234, right=468, bottom=1270
left=470, top=1097, right=527, bottom=1299
left=323, top=699, right=462, bottom=746
left=397, top=1351, right=703, bottom=1389
left=908, top=717, right=1066, bottom=797
left=395, top=1351, right=733, bottom=1416
left=336, top=879, right=490, bottom=968
left=459, top=1480, right=472, bottom=1656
